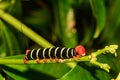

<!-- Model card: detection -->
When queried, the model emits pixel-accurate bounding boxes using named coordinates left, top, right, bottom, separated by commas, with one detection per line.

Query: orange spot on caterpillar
left=50, top=58, right=53, bottom=62
left=24, top=56, right=28, bottom=64
left=26, top=50, right=31, bottom=55
left=36, top=58, right=40, bottom=64
left=55, top=58, right=59, bottom=62
left=43, top=58, right=48, bottom=63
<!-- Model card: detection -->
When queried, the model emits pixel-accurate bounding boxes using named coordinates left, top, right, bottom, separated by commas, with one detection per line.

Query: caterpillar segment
left=24, top=45, right=86, bottom=64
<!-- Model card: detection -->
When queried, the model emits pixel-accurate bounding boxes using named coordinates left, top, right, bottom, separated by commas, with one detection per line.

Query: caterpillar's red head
left=75, top=45, right=86, bottom=57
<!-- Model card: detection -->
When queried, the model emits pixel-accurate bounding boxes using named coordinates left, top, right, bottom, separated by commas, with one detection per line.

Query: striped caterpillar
left=24, top=45, right=86, bottom=64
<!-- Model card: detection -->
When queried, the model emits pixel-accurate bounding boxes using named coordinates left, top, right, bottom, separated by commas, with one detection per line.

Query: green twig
left=88, top=45, right=118, bottom=72
left=0, top=9, right=54, bottom=48
left=90, top=60, right=110, bottom=72
left=91, top=45, right=118, bottom=56
left=0, top=57, right=88, bottom=65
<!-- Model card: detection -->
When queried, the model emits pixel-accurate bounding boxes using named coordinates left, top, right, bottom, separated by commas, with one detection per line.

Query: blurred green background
left=0, top=0, right=120, bottom=80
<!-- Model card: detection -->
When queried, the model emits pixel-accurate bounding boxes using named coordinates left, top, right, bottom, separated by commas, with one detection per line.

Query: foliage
left=0, top=0, right=120, bottom=80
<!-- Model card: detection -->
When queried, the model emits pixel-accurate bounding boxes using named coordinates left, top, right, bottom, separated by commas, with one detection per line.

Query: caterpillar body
left=24, top=45, right=86, bottom=64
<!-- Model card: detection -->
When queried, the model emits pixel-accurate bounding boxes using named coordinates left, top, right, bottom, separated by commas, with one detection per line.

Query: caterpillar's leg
left=77, top=55, right=81, bottom=59
left=55, top=58, right=59, bottom=62
left=24, top=56, right=28, bottom=64
left=73, top=56, right=77, bottom=60
left=24, top=50, right=31, bottom=64
left=43, top=58, right=48, bottom=63
left=73, top=55, right=81, bottom=60
left=26, top=50, right=31, bottom=54
left=36, top=58, right=40, bottom=64
left=50, top=58, right=53, bottom=62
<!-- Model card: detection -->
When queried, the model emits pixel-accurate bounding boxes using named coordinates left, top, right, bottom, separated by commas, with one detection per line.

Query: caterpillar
left=24, top=45, right=86, bottom=64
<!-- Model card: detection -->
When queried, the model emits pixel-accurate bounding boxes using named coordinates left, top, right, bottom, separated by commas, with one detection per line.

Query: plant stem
left=0, top=56, right=89, bottom=65
left=0, top=10, right=54, bottom=48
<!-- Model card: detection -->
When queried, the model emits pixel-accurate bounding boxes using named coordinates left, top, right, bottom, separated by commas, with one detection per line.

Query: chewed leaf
left=0, top=20, right=20, bottom=56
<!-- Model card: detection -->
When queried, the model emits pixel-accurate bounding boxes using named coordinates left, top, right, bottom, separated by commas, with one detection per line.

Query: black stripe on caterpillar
left=24, top=45, right=86, bottom=64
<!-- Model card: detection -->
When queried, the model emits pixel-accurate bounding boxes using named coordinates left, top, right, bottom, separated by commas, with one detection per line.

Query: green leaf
left=0, top=55, right=71, bottom=79
left=2, top=65, right=29, bottom=80
left=1, top=64, right=70, bottom=80
left=89, top=0, right=106, bottom=38
left=96, top=54, right=116, bottom=79
left=0, top=74, right=3, bottom=80
left=59, top=65, right=95, bottom=80
left=94, top=69, right=111, bottom=80
left=101, top=0, right=120, bottom=43
left=8, top=0, right=22, bottom=17
left=0, top=0, right=10, bottom=10
left=0, top=20, right=20, bottom=56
